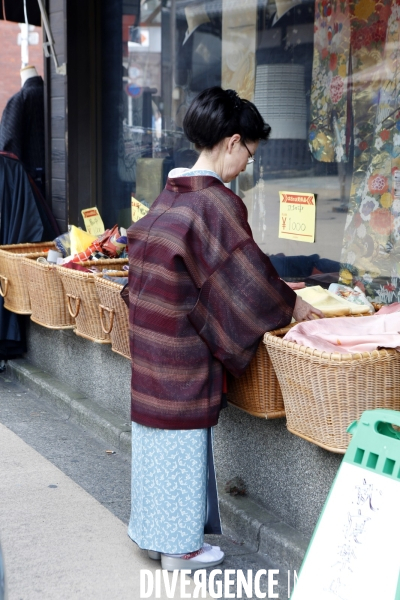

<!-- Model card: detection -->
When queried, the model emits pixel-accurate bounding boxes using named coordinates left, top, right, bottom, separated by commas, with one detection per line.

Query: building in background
left=0, top=20, right=43, bottom=117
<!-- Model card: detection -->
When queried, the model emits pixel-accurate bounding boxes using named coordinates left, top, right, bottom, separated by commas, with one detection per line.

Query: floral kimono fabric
left=310, top=0, right=400, bottom=301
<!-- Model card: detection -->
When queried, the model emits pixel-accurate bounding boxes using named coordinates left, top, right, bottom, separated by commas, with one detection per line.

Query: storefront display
left=339, top=1, right=400, bottom=302
left=98, top=0, right=400, bottom=303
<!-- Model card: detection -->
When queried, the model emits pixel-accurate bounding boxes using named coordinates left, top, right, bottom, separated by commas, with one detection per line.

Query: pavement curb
left=6, top=357, right=308, bottom=572
left=6, top=358, right=132, bottom=454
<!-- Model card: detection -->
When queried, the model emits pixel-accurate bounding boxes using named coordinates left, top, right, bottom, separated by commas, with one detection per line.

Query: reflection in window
left=100, top=0, right=400, bottom=302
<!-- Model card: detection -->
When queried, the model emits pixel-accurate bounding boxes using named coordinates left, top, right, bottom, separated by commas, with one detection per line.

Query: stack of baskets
left=21, top=256, right=75, bottom=329
left=264, top=329, right=400, bottom=453
left=0, top=242, right=56, bottom=314
left=95, top=272, right=130, bottom=359
left=56, top=259, right=128, bottom=344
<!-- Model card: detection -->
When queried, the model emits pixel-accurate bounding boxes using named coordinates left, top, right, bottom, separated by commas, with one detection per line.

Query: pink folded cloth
left=283, top=314, right=400, bottom=354
left=376, top=302, right=400, bottom=315
left=284, top=281, right=306, bottom=290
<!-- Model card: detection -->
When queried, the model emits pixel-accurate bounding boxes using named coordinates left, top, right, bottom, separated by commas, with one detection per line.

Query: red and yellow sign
left=278, top=191, right=316, bottom=243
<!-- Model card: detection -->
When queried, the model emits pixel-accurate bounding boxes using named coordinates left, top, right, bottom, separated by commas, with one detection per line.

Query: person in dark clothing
left=0, top=152, right=59, bottom=364
left=0, top=65, right=45, bottom=194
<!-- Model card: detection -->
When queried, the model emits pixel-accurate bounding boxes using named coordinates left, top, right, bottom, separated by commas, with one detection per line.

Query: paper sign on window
left=81, top=207, right=105, bottom=236
left=278, top=191, right=316, bottom=243
left=131, top=196, right=149, bottom=223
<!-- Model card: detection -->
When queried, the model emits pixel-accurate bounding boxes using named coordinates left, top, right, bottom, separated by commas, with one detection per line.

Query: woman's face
left=221, top=135, right=259, bottom=183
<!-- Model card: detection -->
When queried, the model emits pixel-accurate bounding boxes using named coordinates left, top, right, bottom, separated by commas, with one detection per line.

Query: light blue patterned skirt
left=128, top=422, right=221, bottom=555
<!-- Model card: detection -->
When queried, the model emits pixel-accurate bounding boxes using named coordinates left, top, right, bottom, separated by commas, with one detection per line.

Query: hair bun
left=225, top=89, right=241, bottom=111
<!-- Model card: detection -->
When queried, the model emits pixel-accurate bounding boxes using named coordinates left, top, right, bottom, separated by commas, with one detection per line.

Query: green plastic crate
left=291, top=409, right=400, bottom=600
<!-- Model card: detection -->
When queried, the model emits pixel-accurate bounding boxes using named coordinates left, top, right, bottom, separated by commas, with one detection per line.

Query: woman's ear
left=227, top=134, right=241, bottom=154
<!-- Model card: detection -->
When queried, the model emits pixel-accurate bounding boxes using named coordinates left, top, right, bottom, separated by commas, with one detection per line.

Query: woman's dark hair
left=183, top=86, right=271, bottom=150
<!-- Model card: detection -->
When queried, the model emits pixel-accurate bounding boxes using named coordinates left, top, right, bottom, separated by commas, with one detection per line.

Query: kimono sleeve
left=187, top=239, right=296, bottom=377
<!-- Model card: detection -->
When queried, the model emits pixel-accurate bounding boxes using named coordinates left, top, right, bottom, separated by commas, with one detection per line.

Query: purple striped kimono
left=127, top=175, right=296, bottom=430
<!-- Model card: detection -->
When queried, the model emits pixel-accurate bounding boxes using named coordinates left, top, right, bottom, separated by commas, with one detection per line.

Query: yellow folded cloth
left=70, top=225, right=97, bottom=256
left=295, top=286, right=370, bottom=317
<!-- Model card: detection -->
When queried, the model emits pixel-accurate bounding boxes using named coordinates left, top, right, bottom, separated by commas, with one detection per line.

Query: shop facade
left=15, top=0, right=400, bottom=561
left=45, top=0, right=400, bottom=301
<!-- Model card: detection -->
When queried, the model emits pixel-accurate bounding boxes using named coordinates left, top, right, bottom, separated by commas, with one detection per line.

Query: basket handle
left=66, top=294, right=81, bottom=318
left=0, top=275, right=8, bottom=298
left=99, top=304, right=115, bottom=334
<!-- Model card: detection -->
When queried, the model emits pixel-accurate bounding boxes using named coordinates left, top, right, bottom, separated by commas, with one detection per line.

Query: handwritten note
left=278, top=191, right=316, bottom=243
left=291, top=463, right=400, bottom=599
left=81, top=207, right=105, bottom=236
left=131, top=196, right=149, bottom=223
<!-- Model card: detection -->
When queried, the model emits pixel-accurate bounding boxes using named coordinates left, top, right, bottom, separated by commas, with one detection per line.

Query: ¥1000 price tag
left=278, top=191, right=316, bottom=243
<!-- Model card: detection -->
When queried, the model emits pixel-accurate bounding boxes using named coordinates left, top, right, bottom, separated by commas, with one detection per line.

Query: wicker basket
left=227, top=326, right=291, bottom=418
left=264, top=330, right=400, bottom=453
left=56, top=259, right=128, bottom=344
left=20, top=256, right=75, bottom=329
left=0, top=242, right=55, bottom=314
left=94, top=273, right=130, bottom=359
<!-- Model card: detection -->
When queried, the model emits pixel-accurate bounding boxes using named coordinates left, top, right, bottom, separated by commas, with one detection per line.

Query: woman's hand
left=292, top=296, right=325, bottom=322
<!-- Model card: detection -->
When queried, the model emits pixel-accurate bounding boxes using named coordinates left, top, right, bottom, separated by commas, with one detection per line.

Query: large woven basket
left=227, top=326, right=291, bottom=418
left=94, top=273, right=130, bottom=359
left=264, top=330, right=400, bottom=453
left=56, top=259, right=128, bottom=343
left=0, top=242, right=55, bottom=314
left=20, top=256, right=75, bottom=329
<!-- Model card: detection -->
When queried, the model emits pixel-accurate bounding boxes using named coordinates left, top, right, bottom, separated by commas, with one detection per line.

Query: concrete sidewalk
left=6, top=357, right=309, bottom=576
left=2, top=357, right=311, bottom=599
left=0, top=421, right=209, bottom=600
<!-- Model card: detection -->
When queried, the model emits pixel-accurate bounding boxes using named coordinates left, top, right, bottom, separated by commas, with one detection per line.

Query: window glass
left=101, top=0, right=400, bottom=302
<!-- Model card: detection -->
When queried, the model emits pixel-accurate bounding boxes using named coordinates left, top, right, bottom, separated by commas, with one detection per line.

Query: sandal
left=161, top=543, right=224, bottom=571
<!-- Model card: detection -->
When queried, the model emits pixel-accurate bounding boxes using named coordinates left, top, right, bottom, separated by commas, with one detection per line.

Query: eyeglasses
left=242, top=141, right=255, bottom=165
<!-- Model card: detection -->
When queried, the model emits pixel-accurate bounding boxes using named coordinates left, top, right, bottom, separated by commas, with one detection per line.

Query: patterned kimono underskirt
left=127, top=422, right=222, bottom=555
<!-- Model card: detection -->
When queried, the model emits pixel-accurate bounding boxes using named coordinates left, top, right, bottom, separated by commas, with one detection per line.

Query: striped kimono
left=126, top=172, right=296, bottom=554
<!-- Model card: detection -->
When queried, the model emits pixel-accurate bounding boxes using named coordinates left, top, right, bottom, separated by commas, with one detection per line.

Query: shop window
left=100, top=0, right=400, bottom=303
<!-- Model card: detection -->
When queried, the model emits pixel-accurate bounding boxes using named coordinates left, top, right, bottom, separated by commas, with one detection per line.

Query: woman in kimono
left=127, top=86, right=323, bottom=571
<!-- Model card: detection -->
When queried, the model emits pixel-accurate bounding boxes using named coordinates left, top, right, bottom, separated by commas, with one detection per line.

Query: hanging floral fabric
left=340, top=1, right=400, bottom=302
left=309, top=0, right=400, bottom=301
left=309, top=0, right=351, bottom=162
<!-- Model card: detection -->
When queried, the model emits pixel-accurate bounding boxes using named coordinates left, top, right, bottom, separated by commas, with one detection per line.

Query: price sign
left=131, top=196, right=149, bottom=223
left=278, top=191, right=316, bottom=243
left=81, top=207, right=105, bottom=236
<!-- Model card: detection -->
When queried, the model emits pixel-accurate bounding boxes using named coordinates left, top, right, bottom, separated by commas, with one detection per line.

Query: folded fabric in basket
left=62, top=262, right=102, bottom=273
left=70, top=225, right=97, bottom=256
left=284, top=314, right=400, bottom=354
left=54, top=231, right=71, bottom=258
left=70, top=224, right=121, bottom=263
left=102, top=270, right=128, bottom=286
left=376, top=302, right=400, bottom=315
left=328, top=283, right=375, bottom=313
left=284, top=281, right=306, bottom=290
left=295, top=285, right=370, bottom=316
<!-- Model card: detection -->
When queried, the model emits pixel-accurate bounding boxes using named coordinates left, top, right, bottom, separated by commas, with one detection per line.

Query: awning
left=0, top=0, right=41, bottom=26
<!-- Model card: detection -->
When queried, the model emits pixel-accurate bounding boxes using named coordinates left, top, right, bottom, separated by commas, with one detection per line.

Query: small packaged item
left=328, top=283, right=375, bottom=314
